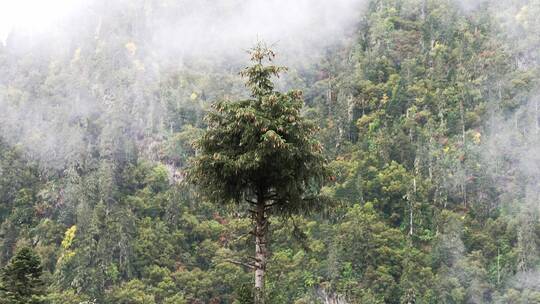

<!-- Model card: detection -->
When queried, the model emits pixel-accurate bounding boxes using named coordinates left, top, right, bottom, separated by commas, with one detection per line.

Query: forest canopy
left=1, top=0, right=540, bottom=303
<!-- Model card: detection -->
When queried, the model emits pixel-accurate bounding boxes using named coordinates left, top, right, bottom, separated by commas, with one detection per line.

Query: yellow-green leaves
left=61, top=225, right=77, bottom=250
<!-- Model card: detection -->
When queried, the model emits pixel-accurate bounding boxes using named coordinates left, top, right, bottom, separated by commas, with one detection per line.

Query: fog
left=2, top=0, right=540, bottom=301
left=0, top=0, right=366, bottom=169
left=0, top=0, right=83, bottom=43
left=150, top=0, right=364, bottom=63
left=1, top=0, right=365, bottom=63
left=475, top=0, right=540, bottom=297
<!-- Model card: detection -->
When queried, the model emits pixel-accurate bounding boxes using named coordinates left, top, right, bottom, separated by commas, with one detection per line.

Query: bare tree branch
left=224, top=259, right=255, bottom=269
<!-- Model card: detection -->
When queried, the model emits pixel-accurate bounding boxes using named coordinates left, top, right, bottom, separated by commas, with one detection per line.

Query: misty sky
left=0, top=0, right=366, bottom=169
left=0, top=0, right=81, bottom=43
left=0, top=0, right=364, bottom=53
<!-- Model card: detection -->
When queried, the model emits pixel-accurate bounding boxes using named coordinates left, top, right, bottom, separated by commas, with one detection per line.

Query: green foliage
left=332, top=203, right=405, bottom=302
left=106, top=280, right=156, bottom=304
left=0, top=247, right=46, bottom=304
left=189, top=43, right=329, bottom=303
left=1, top=0, right=540, bottom=303
left=189, top=43, right=328, bottom=214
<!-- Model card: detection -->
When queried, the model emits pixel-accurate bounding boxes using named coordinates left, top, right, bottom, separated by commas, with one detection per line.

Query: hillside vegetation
left=1, top=0, right=540, bottom=303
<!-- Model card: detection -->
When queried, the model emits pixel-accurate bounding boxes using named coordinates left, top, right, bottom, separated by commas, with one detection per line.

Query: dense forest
left=1, top=0, right=540, bottom=303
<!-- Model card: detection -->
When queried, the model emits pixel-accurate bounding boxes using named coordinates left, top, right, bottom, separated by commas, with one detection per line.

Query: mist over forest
left=1, top=0, right=540, bottom=303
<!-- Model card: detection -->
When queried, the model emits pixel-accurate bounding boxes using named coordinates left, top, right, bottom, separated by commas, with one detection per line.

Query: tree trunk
left=460, top=98, right=467, bottom=208
left=534, top=100, right=540, bottom=134
left=254, top=198, right=268, bottom=304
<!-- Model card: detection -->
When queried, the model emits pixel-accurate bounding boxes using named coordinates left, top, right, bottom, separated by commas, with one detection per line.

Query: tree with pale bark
left=188, top=43, right=328, bottom=304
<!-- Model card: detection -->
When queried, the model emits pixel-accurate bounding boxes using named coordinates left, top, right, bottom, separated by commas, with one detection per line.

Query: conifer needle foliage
left=189, top=43, right=329, bottom=303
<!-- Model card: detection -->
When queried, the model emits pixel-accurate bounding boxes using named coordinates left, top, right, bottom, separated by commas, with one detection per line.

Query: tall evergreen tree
left=189, top=43, right=328, bottom=303
left=0, top=247, right=46, bottom=304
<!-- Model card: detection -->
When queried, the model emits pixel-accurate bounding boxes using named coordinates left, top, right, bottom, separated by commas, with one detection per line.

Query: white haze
left=150, top=0, right=364, bottom=64
left=0, top=0, right=83, bottom=44
left=477, top=0, right=540, bottom=297
left=0, top=0, right=366, bottom=168
left=1, top=0, right=365, bottom=62
left=2, top=0, right=540, bottom=298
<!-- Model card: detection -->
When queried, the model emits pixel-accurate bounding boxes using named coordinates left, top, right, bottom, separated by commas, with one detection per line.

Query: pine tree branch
left=224, top=259, right=255, bottom=269
left=245, top=199, right=257, bottom=205
left=264, top=201, right=281, bottom=210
